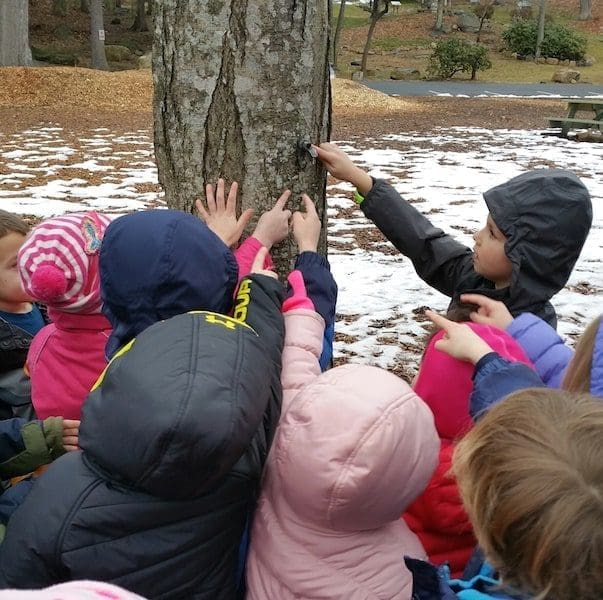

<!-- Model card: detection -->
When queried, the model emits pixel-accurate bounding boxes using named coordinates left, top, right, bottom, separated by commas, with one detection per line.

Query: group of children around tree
left=0, top=141, right=599, bottom=600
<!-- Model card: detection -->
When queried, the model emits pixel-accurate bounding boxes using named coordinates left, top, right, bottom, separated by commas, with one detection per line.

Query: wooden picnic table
left=548, top=98, right=603, bottom=137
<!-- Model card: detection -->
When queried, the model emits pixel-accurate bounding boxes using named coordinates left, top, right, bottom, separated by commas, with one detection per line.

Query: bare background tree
left=0, top=0, right=32, bottom=67
left=535, top=0, right=546, bottom=57
left=131, top=0, right=149, bottom=32
left=361, top=0, right=391, bottom=73
left=579, top=0, right=593, bottom=20
left=333, top=0, right=348, bottom=70
left=153, top=1, right=332, bottom=272
left=89, top=0, right=109, bottom=69
left=434, top=0, right=445, bottom=32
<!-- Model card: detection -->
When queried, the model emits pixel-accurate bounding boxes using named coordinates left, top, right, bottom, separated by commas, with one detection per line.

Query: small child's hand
left=292, top=194, right=321, bottom=253
left=252, top=190, right=292, bottom=250
left=62, top=419, right=80, bottom=452
left=426, top=310, right=494, bottom=365
left=461, top=294, right=514, bottom=330
left=196, top=179, right=254, bottom=248
left=250, top=246, right=278, bottom=280
left=312, top=142, right=373, bottom=196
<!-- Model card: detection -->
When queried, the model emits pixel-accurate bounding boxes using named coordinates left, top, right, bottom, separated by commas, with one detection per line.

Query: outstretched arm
left=315, top=142, right=472, bottom=298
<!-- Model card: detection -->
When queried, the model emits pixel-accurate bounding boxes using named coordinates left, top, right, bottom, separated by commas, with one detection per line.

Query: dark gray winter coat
left=361, top=170, right=592, bottom=326
left=0, top=275, right=284, bottom=600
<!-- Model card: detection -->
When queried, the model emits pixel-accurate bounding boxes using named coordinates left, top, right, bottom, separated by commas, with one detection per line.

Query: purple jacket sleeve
left=507, top=313, right=574, bottom=388
left=470, top=353, right=545, bottom=420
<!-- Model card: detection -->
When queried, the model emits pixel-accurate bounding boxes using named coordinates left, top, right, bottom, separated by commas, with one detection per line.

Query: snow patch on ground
left=0, top=125, right=601, bottom=379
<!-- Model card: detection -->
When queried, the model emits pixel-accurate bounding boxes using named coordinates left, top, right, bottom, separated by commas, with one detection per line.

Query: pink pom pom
left=30, top=264, right=68, bottom=302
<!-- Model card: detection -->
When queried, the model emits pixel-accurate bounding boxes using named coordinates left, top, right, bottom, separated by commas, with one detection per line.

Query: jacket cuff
left=473, top=352, right=502, bottom=379
left=0, top=419, right=61, bottom=478
left=294, top=251, right=330, bottom=270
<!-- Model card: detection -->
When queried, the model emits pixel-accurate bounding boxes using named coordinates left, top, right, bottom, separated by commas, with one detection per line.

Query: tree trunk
left=0, top=1, right=32, bottom=66
left=361, top=1, right=389, bottom=73
left=153, top=1, right=332, bottom=274
left=89, top=0, right=109, bottom=70
left=578, top=0, right=592, bottom=20
left=434, top=0, right=445, bottom=31
left=535, top=0, right=546, bottom=58
left=53, top=0, right=67, bottom=16
left=333, top=0, right=348, bottom=69
left=131, top=0, right=148, bottom=32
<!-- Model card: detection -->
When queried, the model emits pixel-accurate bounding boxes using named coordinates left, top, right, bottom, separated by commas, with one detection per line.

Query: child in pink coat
left=246, top=198, right=439, bottom=600
left=18, top=212, right=113, bottom=420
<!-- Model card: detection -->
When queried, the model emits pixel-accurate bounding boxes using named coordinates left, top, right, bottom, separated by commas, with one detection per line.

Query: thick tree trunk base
left=153, top=2, right=332, bottom=273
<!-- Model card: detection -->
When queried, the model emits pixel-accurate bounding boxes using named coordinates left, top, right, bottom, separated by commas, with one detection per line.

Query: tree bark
left=578, top=0, right=592, bottom=20
left=53, top=0, right=67, bottom=16
left=0, top=1, right=32, bottom=66
left=535, top=0, right=546, bottom=58
left=333, top=0, right=348, bottom=69
left=434, top=0, right=445, bottom=31
left=361, top=0, right=389, bottom=73
left=153, top=1, right=332, bottom=274
left=89, top=0, right=109, bottom=70
left=131, top=0, right=149, bottom=32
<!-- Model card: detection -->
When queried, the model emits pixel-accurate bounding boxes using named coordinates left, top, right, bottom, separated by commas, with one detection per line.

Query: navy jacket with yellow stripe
left=0, top=274, right=285, bottom=599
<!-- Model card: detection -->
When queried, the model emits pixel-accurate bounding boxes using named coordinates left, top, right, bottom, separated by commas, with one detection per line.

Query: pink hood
left=414, top=323, right=532, bottom=441
left=247, top=310, right=439, bottom=600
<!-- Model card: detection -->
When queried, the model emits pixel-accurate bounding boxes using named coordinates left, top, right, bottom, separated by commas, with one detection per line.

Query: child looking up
left=314, top=144, right=592, bottom=327
left=18, top=212, right=113, bottom=420
left=0, top=211, right=45, bottom=420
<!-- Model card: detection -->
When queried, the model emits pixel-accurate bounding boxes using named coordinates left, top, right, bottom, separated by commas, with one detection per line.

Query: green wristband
left=353, top=190, right=365, bottom=205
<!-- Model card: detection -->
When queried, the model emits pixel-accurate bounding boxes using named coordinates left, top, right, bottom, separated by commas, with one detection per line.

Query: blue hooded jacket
left=100, top=210, right=238, bottom=358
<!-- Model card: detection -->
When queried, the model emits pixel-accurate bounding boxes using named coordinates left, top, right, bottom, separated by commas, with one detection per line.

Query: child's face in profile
left=472, top=215, right=513, bottom=289
left=0, top=232, right=32, bottom=309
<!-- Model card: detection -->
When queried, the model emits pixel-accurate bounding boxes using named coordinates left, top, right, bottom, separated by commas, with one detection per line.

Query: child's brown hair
left=0, top=210, right=29, bottom=239
left=562, top=315, right=602, bottom=393
left=453, top=388, right=603, bottom=600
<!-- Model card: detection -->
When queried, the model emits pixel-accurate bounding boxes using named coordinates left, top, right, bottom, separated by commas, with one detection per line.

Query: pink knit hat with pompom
left=18, top=212, right=112, bottom=314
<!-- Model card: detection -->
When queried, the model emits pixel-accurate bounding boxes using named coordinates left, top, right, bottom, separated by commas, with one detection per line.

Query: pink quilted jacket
left=246, top=309, right=439, bottom=600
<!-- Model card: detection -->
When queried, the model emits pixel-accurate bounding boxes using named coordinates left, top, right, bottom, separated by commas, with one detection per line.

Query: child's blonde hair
left=562, top=315, right=602, bottom=393
left=453, top=388, right=603, bottom=600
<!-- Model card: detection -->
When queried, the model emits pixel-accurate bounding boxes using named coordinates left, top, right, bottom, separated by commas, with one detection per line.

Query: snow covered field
left=0, top=125, right=601, bottom=378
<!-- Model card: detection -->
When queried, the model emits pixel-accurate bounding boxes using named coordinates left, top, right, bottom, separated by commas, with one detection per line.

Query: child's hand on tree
left=313, top=142, right=373, bottom=196
left=292, top=194, right=321, bottom=253
left=196, top=179, right=254, bottom=248
left=426, top=310, right=494, bottom=365
left=461, top=294, right=514, bottom=330
left=62, top=419, right=80, bottom=452
left=252, top=190, right=292, bottom=250
left=250, top=247, right=278, bottom=280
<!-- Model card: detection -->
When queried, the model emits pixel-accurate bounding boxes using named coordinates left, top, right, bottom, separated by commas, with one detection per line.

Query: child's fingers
left=63, top=443, right=79, bottom=452
left=301, top=194, right=317, bottom=215
left=205, top=183, right=216, bottom=213
left=216, top=178, right=226, bottom=211
left=235, top=209, right=254, bottom=237
left=274, top=189, right=292, bottom=211
left=226, top=181, right=239, bottom=212
left=251, top=247, right=269, bottom=272
left=460, top=293, right=494, bottom=310
left=425, top=309, right=453, bottom=333
left=195, top=198, right=210, bottom=221
left=62, top=419, right=80, bottom=429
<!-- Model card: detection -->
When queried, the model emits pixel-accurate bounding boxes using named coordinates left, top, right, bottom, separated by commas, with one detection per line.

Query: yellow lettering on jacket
left=233, top=278, right=251, bottom=322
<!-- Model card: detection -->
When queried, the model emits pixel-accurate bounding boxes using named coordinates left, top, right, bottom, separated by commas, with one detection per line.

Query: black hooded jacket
left=361, top=170, right=592, bottom=326
left=0, top=275, right=285, bottom=599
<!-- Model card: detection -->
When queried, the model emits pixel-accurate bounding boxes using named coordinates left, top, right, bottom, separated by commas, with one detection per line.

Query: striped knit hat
left=18, top=212, right=112, bottom=314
